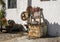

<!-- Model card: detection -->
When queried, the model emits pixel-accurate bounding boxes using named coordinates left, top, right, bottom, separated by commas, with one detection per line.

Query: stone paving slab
left=1, top=36, right=60, bottom=42
left=0, top=33, right=60, bottom=42
left=0, top=33, right=22, bottom=41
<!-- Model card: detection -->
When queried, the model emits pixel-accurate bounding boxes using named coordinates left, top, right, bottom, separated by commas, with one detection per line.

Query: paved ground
left=0, top=32, right=23, bottom=41
left=1, top=35, right=60, bottom=42
left=0, top=33, right=60, bottom=42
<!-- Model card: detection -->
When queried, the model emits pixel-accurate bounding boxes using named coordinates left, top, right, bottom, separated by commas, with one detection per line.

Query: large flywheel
left=21, top=12, right=29, bottom=21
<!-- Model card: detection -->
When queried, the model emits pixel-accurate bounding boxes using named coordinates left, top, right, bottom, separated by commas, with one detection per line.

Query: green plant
left=0, top=0, right=5, bottom=18
left=0, top=10, right=5, bottom=19
left=0, top=0, right=6, bottom=32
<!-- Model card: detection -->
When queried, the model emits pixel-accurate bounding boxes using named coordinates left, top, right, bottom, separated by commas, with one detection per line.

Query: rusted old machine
left=21, top=6, right=47, bottom=38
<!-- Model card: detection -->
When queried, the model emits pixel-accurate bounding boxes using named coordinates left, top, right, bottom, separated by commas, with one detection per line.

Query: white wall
left=5, top=0, right=60, bottom=36
left=32, top=0, right=60, bottom=36
left=32, top=0, right=60, bottom=24
left=6, top=0, right=27, bottom=24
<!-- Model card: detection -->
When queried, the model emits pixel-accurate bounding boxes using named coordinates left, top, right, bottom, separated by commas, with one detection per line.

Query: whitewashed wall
left=5, top=0, right=27, bottom=24
left=32, top=0, right=60, bottom=36
left=32, top=0, right=60, bottom=24
left=5, top=0, right=60, bottom=36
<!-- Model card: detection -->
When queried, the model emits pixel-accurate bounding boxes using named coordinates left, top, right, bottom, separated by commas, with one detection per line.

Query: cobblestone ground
left=0, top=33, right=60, bottom=42
left=0, top=32, right=23, bottom=41
left=0, top=35, right=60, bottom=42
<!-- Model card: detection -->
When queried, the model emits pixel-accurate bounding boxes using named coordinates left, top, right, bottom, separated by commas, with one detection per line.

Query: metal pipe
left=28, top=0, right=32, bottom=6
